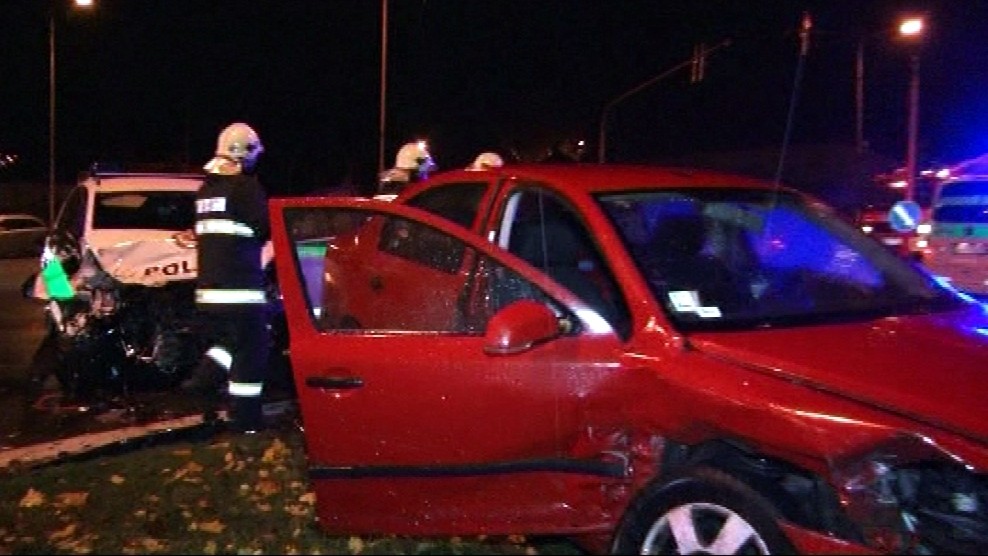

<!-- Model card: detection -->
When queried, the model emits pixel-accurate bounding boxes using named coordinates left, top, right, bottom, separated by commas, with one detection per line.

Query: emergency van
left=923, top=173, right=988, bottom=295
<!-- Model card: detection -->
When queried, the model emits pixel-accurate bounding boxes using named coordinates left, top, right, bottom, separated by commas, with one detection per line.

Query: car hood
left=689, top=304, right=988, bottom=445
left=86, top=229, right=197, bottom=286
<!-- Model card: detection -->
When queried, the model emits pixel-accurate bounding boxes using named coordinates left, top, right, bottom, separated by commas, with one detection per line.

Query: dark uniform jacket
left=194, top=173, right=270, bottom=309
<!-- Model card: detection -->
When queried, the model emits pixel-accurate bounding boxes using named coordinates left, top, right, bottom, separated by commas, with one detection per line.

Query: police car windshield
left=93, top=191, right=197, bottom=231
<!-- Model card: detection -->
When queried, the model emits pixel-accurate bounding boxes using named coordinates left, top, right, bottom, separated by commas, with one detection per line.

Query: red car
left=270, top=164, right=988, bottom=555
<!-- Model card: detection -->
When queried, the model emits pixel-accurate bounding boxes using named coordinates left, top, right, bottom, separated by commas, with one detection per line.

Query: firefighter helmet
left=395, top=141, right=432, bottom=170
left=204, top=122, right=264, bottom=173
left=467, top=151, right=504, bottom=171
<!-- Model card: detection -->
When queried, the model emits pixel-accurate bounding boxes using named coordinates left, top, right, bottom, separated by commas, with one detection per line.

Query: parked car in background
left=922, top=173, right=988, bottom=296
left=855, top=203, right=929, bottom=260
left=0, top=213, right=47, bottom=258
left=271, top=164, right=988, bottom=555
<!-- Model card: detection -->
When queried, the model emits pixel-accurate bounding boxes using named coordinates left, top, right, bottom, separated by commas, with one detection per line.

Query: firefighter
left=467, top=151, right=504, bottom=171
left=375, top=140, right=436, bottom=200
left=182, top=122, right=271, bottom=433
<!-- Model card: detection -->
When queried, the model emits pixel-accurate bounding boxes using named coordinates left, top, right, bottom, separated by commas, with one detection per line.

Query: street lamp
left=898, top=15, right=924, bottom=203
left=378, top=0, right=388, bottom=175
left=49, top=0, right=94, bottom=226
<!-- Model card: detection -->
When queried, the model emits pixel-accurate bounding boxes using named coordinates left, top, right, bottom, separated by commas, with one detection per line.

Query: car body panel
left=77, top=173, right=202, bottom=286
left=270, top=197, right=631, bottom=534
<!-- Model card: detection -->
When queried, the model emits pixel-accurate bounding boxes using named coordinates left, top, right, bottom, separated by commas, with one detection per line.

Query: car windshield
left=598, top=187, right=965, bottom=331
left=93, top=191, right=196, bottom=231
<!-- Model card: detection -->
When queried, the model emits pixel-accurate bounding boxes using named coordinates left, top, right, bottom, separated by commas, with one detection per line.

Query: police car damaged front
left=25, top=230, right=208, bottom=400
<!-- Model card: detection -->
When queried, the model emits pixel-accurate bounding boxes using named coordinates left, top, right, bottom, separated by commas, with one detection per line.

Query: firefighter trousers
left=193, top=306, right=269, bottom=432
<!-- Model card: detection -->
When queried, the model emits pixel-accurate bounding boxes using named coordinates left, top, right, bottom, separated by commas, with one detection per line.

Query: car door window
left=497, top=187, right=631, bottom=338
left=404, top=182, right=488, bottom=229
left=281, top=206, right=558, bottom=334
left=379, top=216, right=465, bottom=274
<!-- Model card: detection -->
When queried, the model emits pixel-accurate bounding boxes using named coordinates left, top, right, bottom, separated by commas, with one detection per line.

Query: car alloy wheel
left=613, top=466, right=794, bottom=555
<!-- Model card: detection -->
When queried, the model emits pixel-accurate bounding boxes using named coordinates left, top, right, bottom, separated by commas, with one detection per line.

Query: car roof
left=403, top=163, right=786, bottom=198
left=83, top=173, right=204, bottom=193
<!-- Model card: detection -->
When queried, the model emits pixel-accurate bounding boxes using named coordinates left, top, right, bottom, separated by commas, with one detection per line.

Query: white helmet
left=395, top=141, right=430, bottom=170
left=394, top=140, right=437, bottom=181
left=204, top=122, right=264, bottom=174
left=467, top=151, right=504, bottom=171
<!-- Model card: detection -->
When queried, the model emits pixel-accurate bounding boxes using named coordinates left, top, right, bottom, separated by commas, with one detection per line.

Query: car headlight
left=831, top=436, right=988, bottom=554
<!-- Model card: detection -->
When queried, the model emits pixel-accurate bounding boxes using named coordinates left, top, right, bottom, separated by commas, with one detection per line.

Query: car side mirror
left=483, top=300, right=562, bottom=355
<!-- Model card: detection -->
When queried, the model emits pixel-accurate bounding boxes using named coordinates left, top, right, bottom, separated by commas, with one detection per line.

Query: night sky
left=1, top=0, right=986, bottom=196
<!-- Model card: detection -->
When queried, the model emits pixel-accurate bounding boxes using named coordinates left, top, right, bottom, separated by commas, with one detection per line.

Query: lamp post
left=48, top=0, right=94, bottom=226
left=378, top=0, right=388, bottom=175
left=899, top=16, right=924, bottom=203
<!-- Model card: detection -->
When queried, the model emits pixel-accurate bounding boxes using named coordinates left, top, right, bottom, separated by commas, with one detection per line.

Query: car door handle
left=305, top=375, right=364, bottom=390
left=369, top=275, right=383, bottom=291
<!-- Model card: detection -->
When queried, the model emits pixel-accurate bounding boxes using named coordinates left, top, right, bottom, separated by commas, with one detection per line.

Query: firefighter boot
left=180, top=358, right=226, bottom=395
left=229, top=396, right=265, bottom=434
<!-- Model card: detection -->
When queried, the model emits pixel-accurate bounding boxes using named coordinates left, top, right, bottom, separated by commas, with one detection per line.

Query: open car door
left=269, top=197, right=629, bottom=537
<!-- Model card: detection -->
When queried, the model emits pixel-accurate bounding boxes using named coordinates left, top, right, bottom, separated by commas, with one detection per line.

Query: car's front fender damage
left=563, top=351, right=988, bottom=554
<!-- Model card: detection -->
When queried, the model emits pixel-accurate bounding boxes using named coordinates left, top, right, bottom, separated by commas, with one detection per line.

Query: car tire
left=611, top=466, right=794, bottom=555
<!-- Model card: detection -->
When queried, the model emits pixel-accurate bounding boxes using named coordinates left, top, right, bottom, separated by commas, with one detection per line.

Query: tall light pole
left=48, top=0, right=94, bottom=226
left=378, top=0, right=388, bottom=175
left=899, top=16, right=924, bottom=203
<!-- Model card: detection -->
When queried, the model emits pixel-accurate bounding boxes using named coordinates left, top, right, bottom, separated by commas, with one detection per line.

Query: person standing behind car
left=374, top=140, right=436, bottom=200
left=182, top=122, right=270, bottom=434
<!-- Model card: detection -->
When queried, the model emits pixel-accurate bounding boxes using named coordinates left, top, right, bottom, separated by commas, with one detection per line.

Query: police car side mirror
left=888, top=200, right=922, bottom=233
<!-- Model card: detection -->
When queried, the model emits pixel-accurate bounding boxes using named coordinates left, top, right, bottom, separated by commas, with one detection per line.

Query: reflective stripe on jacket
left=194, top=173, right=270, bottom=300
left=195, top=288, right=267, bottom=304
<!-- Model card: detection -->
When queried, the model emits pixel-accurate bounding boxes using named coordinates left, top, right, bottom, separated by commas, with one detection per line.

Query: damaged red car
left=269, top=164, right=988, bottom=555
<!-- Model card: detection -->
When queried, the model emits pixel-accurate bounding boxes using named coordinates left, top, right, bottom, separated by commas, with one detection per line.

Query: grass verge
left=0, top=425, right=583, bottom=554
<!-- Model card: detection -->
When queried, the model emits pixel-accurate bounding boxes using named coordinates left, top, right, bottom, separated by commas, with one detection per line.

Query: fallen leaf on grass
left=283, top=504, right=310, bottom=517
left=262, top=438, right=288, bottom=463
left=54, top=491, right=89, bottom=507
left=192, top=520, right=226, bottom=534
left=48, top=522, right=77, bottom=541
left=110, top=474, right=126, bottom=485
left=19, top=488, right=45, bottom=508
left=171, top=448, right=192, bottom=456
left=170, top=461, right=205, bottom=482
left=298, top=492, right=316, bottom=504
left=255, top=479, right=281, bottom=496
left=140, top=537, right=167, bottom=551
left=348, top=536, right=364, bottom=554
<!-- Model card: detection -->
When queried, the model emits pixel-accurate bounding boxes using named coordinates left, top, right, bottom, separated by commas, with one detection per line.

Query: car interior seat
left=647, top=213, right=751, bottom=312
left=510, top=217, right=617, bottom=324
